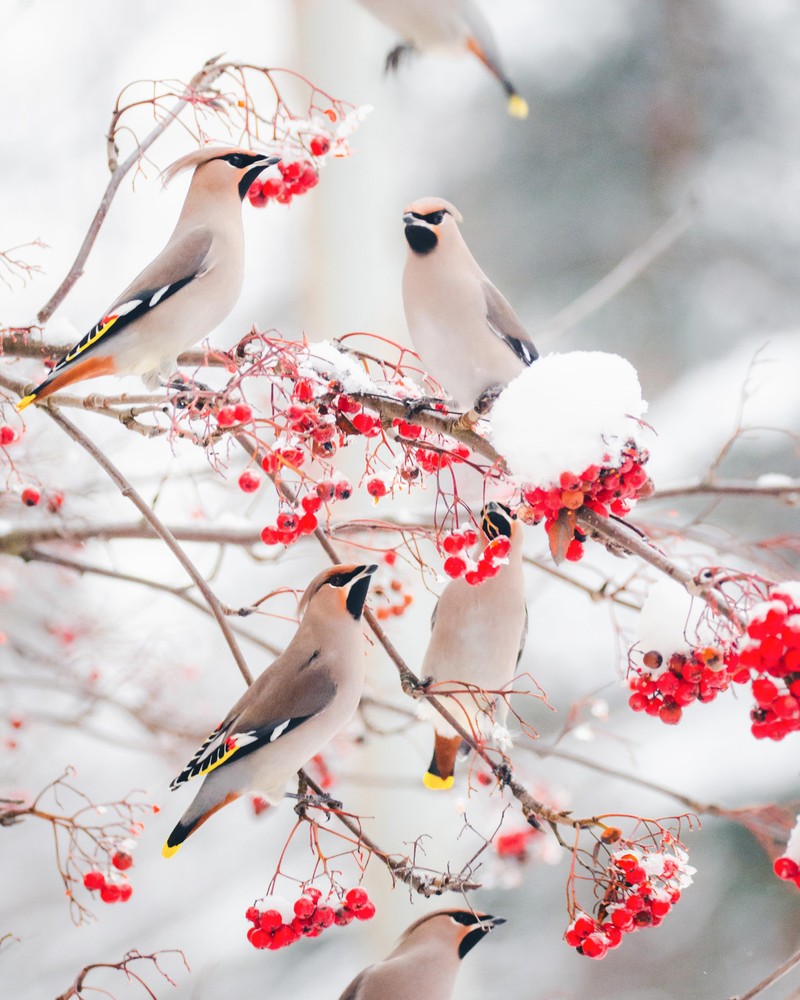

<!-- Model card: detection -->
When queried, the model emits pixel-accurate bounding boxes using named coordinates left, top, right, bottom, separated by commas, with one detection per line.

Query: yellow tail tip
left=16, top=394, right=37, bottom=412
left=423, top=772, right=454, bottom=791
left=507, top=94, right=529, bottom=119
left=162, top=841, right=181, bottom=859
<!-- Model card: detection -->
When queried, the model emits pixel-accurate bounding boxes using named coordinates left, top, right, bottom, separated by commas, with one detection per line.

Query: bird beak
left=256, top=155, right=281, bottom=169
left=481, top=915, right=506, bottom=929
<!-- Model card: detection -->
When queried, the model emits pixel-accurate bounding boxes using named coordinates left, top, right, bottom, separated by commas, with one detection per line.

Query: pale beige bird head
left=299, top=563, right=378, bottom=623
left=398, top=909, right=506, bottom=959
left=403, top=197, right=464, bottom=257
left=162, top=147, right=280, bottom=200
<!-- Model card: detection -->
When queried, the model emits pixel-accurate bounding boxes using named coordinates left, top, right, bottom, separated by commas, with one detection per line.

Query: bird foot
left=401, top=674, right=432, bottom=698
left=473, top=383, right=505, bottom=416
left=166, top=377, right=214, bottom=412
left=403, top=395, right=448, bottom=419
left=289, top=791, right=343, bottom=816
left=494, top=762, right=513, bottom=787
left=385, top=43, right=415, bottom=73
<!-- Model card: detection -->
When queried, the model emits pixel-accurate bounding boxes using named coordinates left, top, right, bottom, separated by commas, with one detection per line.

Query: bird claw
left=473, top=383, right=505, bottom=416
left=291, top=791, right=342, bottom=816
left=385, top=43, right=415, bottom=73
left=403, top=396, right=447, bottom=419
left=494, top=762, right=513, bottom=787
left=402, top=674, right=432, bottom=698
left=167, top=378, right=214, bottom=412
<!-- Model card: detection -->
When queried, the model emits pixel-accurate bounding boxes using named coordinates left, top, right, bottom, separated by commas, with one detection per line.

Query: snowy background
left=2, top=1, right=800, bottom=997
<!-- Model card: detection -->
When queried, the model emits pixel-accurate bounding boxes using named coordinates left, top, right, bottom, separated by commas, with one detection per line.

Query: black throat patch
left=346, top=575, right=371, bottom=620
left=405, top=224, right=438, bottom=256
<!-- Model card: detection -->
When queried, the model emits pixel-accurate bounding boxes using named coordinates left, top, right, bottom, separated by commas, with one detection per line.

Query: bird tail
left=162, top=789, right=241, bottom=858
left=16, top=356, right=117, bottom=412
left=423, top=734, right=462, bottom=790
left=464, top=36, right=528, bottom=119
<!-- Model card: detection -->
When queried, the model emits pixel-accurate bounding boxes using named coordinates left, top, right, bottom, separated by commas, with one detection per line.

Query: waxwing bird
left=422, top=504, right=527, bottom=789
left=354, top=0, right=528, bottom=118
left=163, top=563, right=376, bottom=857
left=402, top=197, right=538, bottom=416
left=17, top=148, right=279, bottom=411
left=337, top=909, right=505, bottom=1000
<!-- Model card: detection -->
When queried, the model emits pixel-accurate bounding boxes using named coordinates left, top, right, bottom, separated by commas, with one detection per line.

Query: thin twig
left=650, top=478, right=800, bottom=502
left=37, top=56, right=226, bottom=324
left=728, top=946, right=800, bottom=1000
left=45, top=406, right=253, bottom=685
left=533, top=200, right=697, bottom=340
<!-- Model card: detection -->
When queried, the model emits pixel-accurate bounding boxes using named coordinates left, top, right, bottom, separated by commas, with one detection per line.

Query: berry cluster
left=260, top=496, right=323, bottom=546
left=494, top=826, right=539, bottom=860
left=216, top=402, right=252, bottom=427
left=442, top=534, right=511, bottom=586
left=248, top=160, right=320, bottom=208
left=565, top=836, right=692, bottom=959
left=627, top=645, right=745, bottom=725
left=774, top=856, right=800, bottom=890
left=245, top=887, right=375, bottom=951
left=520, top=443, right=651, bottom=561
left=739, top=584, right=800, bottom=741
left=82, top=851, right=135, bottom=905
left=373, top=566, right=414, bottom=621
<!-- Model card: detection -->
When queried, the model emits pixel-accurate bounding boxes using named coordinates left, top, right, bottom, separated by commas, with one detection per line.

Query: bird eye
left=448, top=912, right=477, bottom=926
left=223, top=153, right=249, bottom=168
left=422, top=211, right=445, bottom=225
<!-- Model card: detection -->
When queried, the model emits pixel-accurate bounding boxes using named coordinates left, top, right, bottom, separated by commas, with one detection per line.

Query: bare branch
left=728, top=946, right=800, bottom=1000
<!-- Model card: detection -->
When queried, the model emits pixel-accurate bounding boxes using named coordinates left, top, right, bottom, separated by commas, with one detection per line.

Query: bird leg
left=288, top=790, right=343, bottom=817
left=165, top=376, right=214, bottom=411
left=403, top=395, right=448, bottom=419
left=401, top=673, right=433, bottom=698
left=384, top=43, right=416, bottom=73
left=473, top=383, right=505, bottom=416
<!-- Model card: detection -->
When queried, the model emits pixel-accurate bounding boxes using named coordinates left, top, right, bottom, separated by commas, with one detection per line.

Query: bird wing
left=517, top=605, right=529, bottom=665
left=169, top=659, right=336, bottom=790
left=482, top=280, right=538, bottom=367
left=337, top=970, right=369, bottom=1000
left=48, top=227, right=214, bottom=375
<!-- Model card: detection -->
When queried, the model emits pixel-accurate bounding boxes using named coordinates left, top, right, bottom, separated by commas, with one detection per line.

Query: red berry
left=238, top=470, right=261, bottom=494
left=335, top=907, right=355, bottom=926
left=774, top=857, right=800, bottom=880
left=216, top=407, right=236, bottom=427
left=260, top=526, right=279, bottom=545
left=610, top=909, right=634, bottom=930
left=316, top=481, right=336, bottom=501
left=83, top=870, right=105, bottom=891
left=658, top=702, right=682, bottom=725
left=260, top=909, right=283, bottom=929
left=580, top=935, right=608, bottom=959
left=310, top=136, right=331, bottom=157
left=298, top=513, right=318, bottom=535
left=650, top=898, right=672, bottom=918
left=335, top=480, right=352, bottom=500
left=112, top=851, right=133, bottom=871
left=485, top=536, right=511, bottom=561
left=277, top=512, right=298, bottom=532
left=345, top=887, right=369, bottom=910
left=302, top=495, right=323, bottom=514
left=249, top=928, right=271, bottom=949
left=100, top=883, right=121, bottom=903
left=464, top=570, right=482, bottom=586
left=353, top=901, right=376, bottom=921
left=0, top=425, right=15, bottom=445
left=442, top=533, right=466, bottom=554
left=314, top=906, right=335, bottom=927
left=21, top=487, right=40, bottom=507
left=565, top=539, right=584, bottom=562
left=246, top=906, right=261, bottom=924
left=294, top=897, right=315, bottom=919
left=46, top=491, right=64, bottom=513
left=443, top=556, right=467, bottom=578
left=233, top=403, right=252, bottom=423
left=367, top=478, right=388, bottom=498
left=463, top=529, right=478, bottom=546
left=352, top=412, right=380, bottom=436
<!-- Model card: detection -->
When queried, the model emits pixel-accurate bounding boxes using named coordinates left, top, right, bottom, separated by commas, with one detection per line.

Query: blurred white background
left=2, top=1, right=800, bottom=997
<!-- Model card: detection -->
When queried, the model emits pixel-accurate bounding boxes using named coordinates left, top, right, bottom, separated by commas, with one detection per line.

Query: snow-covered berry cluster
left=739, top=583, right=800, bottom=741
left=519, top=443, right=651, bottom=562
left=248, top=160, right=320, bottom=208
left=245, top=887, right=375, bottom=951
left=442, top=534, right=511, bottom=585
left=565, top=835, right=693, bottom=959
left=82, top=851, right=135, bottom=905
left=627, top=644, right=745, bottom=725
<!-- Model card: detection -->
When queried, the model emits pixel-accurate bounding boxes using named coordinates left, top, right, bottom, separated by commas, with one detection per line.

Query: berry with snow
left=238, top=470, right=262, bottom=493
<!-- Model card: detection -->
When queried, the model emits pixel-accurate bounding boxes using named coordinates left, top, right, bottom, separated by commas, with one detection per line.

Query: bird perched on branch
left=421, top=504, right=527, bottom=790
left=162, top=563, right=376, bottom=857
left=17, top=147, right=279, bottom=411
left=337, top=908, right=505, bottom=1000
left=355, top=0, right=528, bottom=118
left=402, top=197, right=538, bottom=420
